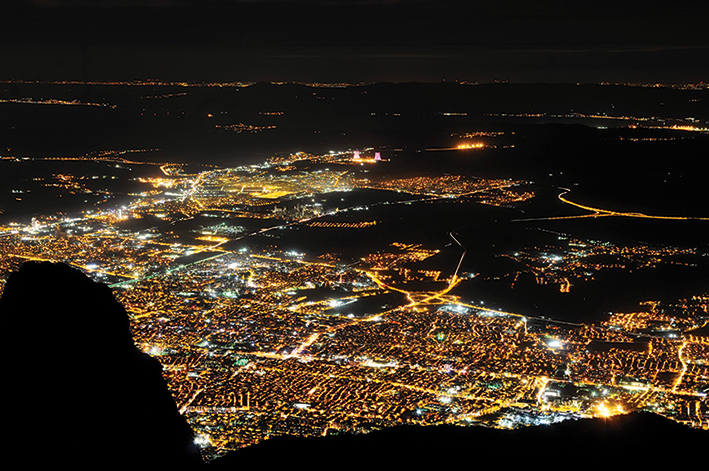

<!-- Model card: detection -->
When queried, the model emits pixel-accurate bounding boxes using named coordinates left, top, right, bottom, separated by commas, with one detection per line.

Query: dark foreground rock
left=0, top=261, right=203, bottom=467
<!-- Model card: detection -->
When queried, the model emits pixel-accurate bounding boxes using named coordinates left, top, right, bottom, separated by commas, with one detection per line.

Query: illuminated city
left=1, top=133, right=707, bottom=459
left=1, top=1, right=707, bottom=465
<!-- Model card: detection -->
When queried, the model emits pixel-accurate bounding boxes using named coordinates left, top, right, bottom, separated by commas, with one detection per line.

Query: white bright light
left=194, top=435, right=211, bottom=447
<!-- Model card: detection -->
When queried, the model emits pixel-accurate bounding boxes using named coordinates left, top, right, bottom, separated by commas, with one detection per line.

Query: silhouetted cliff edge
left=0, top=262, right=203, bottom=467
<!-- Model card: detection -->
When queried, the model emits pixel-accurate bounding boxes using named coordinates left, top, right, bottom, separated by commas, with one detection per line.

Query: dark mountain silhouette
left=0, top=261, right=203, bottom=467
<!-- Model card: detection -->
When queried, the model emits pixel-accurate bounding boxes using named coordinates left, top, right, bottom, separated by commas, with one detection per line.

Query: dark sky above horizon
left=1, top=0, right=707, bottom=84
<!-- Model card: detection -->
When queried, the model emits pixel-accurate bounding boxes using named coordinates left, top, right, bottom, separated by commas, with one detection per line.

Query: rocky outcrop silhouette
left=0, top=262, right=203, bottom=467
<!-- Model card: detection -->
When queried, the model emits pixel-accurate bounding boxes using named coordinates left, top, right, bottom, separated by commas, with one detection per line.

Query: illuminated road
left=514, top=187, right=709, bottom=222
left=557, top=188, right=709, bottom=221
left=673, top=341, right=689, bottom=392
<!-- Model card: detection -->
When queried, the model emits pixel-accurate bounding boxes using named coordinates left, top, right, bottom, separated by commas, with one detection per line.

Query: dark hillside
left=0, top=262, right=204, bottom=468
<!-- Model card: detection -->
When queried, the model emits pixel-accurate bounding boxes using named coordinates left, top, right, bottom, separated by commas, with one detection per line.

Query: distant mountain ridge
left=2, top=81, right=706, bottom=162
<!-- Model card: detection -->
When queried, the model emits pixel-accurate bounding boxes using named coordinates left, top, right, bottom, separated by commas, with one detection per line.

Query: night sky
left=1, top=0, right=708, bottom=84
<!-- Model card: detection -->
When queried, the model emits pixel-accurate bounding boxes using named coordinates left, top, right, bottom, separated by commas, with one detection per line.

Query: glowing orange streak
left=672, top=341, right=688, bottom=392
left=558, top=188, right=709, bottom=221
left=532, top=377, right=549, bottom=405
left=289, top=333, right=320, bottom=357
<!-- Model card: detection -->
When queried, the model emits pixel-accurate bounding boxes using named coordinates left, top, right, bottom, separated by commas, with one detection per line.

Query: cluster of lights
left=456, top=143, right=485, bottom=149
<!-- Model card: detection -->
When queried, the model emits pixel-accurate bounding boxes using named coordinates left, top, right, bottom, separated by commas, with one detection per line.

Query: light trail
left=512, top=214, right=612, bottom=222
left=360, top=231, right=467, bottom=310
left=673, top=341, right=689, bottom=392
left=557, top=188, right=709, bottom=221
left=178, top=388, right=205, bottom=415
left=449, top=232, right=467, bottom=282
left=283, top=231, right=469, bottom=361
left=288, top=333, right=320, bottom=358
left=8, top=151, right=168, bottom=167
